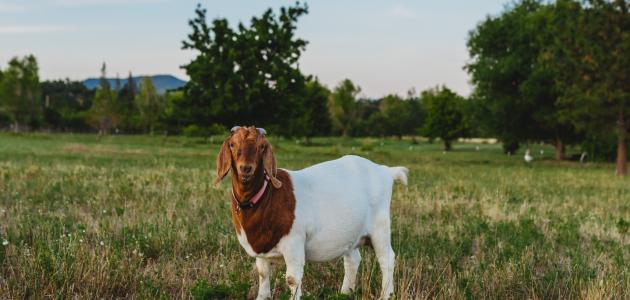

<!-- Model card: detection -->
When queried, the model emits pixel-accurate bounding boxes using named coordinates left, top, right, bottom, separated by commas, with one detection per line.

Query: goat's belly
left=303, top=222, right=367, bottom=262
left=304, top=234, right=363, bottom=262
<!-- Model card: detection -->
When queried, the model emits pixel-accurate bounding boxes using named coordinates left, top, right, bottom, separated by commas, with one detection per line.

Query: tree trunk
left=13, top=121, right=19, bottom=133
left=444, top=140, right=452, bottom=151
left=616, top=112, right=627, bottom=176
left=554, top=138, right=565, bottom=160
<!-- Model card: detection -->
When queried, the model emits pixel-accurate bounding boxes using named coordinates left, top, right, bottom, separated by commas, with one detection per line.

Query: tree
left=135, top=77, right=164, bottom=135
left=41, top=79, right=93, bottom=131
left=88, top=63, right=119, bottom=136
left=421, top=86, right=466, bottom=151
left=466, top=0, right=580, bottom=157
left=180, top=3, right=309, bottom=136
left=328, top=79, right=362, bottom=136
left=378, top=93, right=423, bottom=139
left=0, top=55, right=42, bottom=132
left=117, top=72, right=137, bottom=132
left=294, top=78, right=331, bottom=141
left=543, top=0, right=630, bottom=175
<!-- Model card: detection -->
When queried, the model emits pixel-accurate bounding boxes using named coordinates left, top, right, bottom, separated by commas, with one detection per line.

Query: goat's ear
left=214, top=139, right=232, bottom=186
left=262, top=140, right=282, bottom=188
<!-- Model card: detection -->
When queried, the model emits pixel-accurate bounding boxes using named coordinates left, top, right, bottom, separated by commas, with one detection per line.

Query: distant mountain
left=82, top=75, right=186, bottom=94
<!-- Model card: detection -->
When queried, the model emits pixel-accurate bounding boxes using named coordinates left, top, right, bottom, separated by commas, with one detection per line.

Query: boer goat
left=215, top=126, right=408, bottom=299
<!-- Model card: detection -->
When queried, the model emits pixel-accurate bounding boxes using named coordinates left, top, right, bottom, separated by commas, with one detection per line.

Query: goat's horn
left=230, top=126, right=241, bottom=132
left=257, top=128, right=267, bottom=135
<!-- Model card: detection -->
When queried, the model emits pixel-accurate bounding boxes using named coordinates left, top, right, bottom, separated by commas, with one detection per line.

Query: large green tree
left=0, top=55, right=41, bottom=132
left=543, top=0, right=629, bottom=176
left=328, top=79, right=362, bottom=136
left=180, top=3, right=309, bottom=136
left=466, top=0, right=579, bottom=157
left=135, top=77, right=164, bottom=135
left=421, top=86, right=466, bottom=151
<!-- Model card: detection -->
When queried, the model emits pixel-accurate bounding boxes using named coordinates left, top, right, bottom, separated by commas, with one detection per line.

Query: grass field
left=0, top=133, right=628, bottom=299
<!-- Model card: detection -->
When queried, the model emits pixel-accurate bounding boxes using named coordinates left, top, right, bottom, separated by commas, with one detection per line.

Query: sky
left=0, top=0, right=508, bottom=98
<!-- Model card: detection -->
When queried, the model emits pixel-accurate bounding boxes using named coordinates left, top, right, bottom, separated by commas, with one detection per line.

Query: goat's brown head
left=215, top=126, right=282, bottom=188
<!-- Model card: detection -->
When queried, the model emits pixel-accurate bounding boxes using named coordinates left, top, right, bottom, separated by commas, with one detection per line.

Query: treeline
left=0, top=2, right=473, bottom=147
left=0, top=54, right=468, bottom=145
left=0, top=59, right=167, bottom=136
left=171, top=3, right=474, bottom=146
left=0, top=0, right=627, bottom=175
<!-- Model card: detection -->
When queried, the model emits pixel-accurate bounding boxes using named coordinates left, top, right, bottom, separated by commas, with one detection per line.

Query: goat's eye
left=229, top=143, right=234, bottom=149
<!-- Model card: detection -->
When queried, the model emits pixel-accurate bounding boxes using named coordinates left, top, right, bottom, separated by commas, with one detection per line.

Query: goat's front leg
left=282, top=243, right=305, bottom=299
left=254, top=257, right=272, bottom=300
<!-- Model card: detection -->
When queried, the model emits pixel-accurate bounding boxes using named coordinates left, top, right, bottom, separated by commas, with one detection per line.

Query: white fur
left=239, top=155, right=408, bottom=299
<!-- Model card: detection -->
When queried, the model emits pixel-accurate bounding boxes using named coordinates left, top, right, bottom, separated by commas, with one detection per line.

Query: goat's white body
left=238, top=155, right=407, bottom=299
left=289, top=155, right=395, bottom=261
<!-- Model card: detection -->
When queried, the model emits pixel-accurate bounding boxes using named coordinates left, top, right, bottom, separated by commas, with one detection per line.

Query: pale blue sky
left=0, top=0, right=508, bottom=98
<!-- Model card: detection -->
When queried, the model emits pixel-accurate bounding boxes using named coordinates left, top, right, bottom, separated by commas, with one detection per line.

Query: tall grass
left=0, top=133, right=628, bottom=299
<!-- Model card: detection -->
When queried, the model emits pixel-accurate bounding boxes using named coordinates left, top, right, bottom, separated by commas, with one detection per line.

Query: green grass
left=0, top=133, right=628, bottom=299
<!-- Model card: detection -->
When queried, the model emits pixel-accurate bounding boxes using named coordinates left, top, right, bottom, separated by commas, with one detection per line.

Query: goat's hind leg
left=371, top=215, right=396, bottom=299
left=341, top=248, right=361, bottom=294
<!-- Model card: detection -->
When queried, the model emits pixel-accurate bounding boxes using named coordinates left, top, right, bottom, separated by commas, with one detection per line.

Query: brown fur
left=230, top=169, right=296, bottom=253
left=215, top=126, right=282, bottom=189
left=217, top=126, right=295, bottom=253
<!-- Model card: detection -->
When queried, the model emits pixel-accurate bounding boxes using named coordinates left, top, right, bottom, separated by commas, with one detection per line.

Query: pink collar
left=232, top=174, right=270, bottom=211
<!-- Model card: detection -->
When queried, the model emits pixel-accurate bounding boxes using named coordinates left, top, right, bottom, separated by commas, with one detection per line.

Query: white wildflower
left=99, top=241, right=104, bottom=246
left=2, top=240, right=8, bottom=246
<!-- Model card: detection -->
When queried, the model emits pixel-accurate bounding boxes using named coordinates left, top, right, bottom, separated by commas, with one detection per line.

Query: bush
left=183, top=124, right=226, bottom=138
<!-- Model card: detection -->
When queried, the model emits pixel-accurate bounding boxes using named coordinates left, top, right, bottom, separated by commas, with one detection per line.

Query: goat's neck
left=230, top=167, right=266, bottom=203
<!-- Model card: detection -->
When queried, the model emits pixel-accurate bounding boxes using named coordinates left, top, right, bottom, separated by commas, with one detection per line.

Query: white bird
left=524, top=149, right=534, bottom=163
left=580, top=152, right=588, bottom=164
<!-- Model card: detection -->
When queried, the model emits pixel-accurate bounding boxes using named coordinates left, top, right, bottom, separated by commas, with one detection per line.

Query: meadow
left=0, top=133, right=628, bottom=299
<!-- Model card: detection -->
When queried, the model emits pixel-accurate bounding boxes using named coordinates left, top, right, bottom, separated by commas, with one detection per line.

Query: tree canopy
left=421, top=86, right=467, bottom=151
left=0, top=55, right=41, bottom=132
left=180, top=3, right=310, bottom=136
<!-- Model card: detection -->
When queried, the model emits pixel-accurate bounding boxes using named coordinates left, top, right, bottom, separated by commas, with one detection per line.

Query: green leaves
left=328, top=79, right=362, bottom=136
left=421, top=86, right=466, bottom=151
left=0, top=55, right=42, bottom=132
left=134, top=77, right=164, bottom=135
left=180, top=3, right=311, bottom=136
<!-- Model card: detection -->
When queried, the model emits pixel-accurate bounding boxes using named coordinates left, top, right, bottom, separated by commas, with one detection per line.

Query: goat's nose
left=240, top=165, right=252, bottom=174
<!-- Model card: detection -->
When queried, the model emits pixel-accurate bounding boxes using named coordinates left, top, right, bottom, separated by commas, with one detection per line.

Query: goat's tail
left=388, top=166, right=409, bottom=186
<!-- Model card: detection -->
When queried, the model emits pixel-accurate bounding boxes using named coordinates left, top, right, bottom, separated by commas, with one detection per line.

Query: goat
left=215, top=126, right=408, bottom=299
